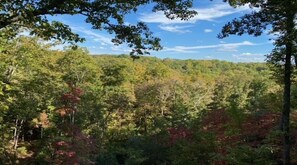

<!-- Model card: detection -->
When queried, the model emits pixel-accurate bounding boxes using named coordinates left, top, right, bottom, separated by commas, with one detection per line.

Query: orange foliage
left=55, top=107, right=76, bottom=117
left=39, top=112, right=50, bottom=128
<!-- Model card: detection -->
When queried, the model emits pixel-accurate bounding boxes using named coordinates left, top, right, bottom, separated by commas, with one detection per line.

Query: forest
left=0, top=37, right=296, bottom=164
left=2, top=0, right=297, bottom=164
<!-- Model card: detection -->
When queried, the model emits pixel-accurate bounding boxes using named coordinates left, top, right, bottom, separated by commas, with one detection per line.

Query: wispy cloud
left=216, top=41, right=255, bottom=52
left=71, top=26, right=113, bottom=45
left=204, top=29, right=213, bottom=33
left=159, top=25, right=191, bottom=33
left=163, top=41, right=255, bottom=53
left=232, top=52, right=265, bottom=61
left=111, top=45, right=132, bottom=53
left=162, top=47, right=197, bottom=53
left=139, top=3, right=250, bottom=24
left=205, top=55, right=215, bottom=59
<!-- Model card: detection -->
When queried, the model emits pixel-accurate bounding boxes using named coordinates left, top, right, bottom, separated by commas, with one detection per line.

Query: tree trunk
left=71, top=110, right=75, bottom=124
left=282, top=8, right=294, bottom=165
left=283, top=44, right=292, bottom=165
left=13, top=119, right=24, bottom=150
left=13, top=119, right=18, bottom=150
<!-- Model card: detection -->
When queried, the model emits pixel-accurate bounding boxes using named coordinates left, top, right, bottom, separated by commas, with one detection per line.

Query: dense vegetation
left=2, top=37, right=297, bottom=164
left=2, top=0, right=297, bottom=164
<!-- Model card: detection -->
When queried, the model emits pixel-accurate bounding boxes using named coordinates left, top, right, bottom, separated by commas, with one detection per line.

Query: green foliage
left=225, top=145, right=276, bottom=165
left=57, top=48, right=98, bottom=85
left=168, top=130, right=216, bottom=165
left=96, top=152, right=118, bottom=165
left=101, top=64, right=127, bottom=86
left=0, top=36, right=287, bottom=164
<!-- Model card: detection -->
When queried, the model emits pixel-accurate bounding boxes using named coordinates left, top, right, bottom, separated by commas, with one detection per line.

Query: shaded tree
left=219, top=0, right=297, bottom=164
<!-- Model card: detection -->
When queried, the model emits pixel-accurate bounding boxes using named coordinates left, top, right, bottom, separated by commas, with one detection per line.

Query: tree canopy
left=1, top=37, right=287, bottom=164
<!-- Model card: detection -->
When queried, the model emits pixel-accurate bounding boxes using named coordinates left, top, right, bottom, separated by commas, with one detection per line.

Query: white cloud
left=71, top=26, right=113, bottom=45
left=217, top=41, right=255, bottom=52
left=205, top=56, right=214, bottom=59
left=163, top=47, right=197, bottom=53
left=71, top=26, right=136, bottom=54
left=111, top=46, right=132, bottom=53
left=233, top=52, right=261, bottom=57
left=204, top=29, right=213, bottom=33
left=159, top=25, right=191, bottom=33
left=100, top=42, right=108, bottom=46
left=50, top=44, right=68, bottom=50
left=232, top=52, right=265, bottom=61
left=163, top=41, right=255, bottom=53
left=87, top=45, right=131, bottom=55
left=139, top=3, right=250, bottom=24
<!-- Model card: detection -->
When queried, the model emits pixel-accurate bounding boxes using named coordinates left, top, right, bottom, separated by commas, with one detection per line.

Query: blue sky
left=50, top=1, right=274, bottom=62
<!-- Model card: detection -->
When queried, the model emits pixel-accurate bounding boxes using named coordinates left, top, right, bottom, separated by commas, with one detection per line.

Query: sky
left=49, top=1, right=275, bottom=62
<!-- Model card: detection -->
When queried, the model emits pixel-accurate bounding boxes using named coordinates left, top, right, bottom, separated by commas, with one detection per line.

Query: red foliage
left=72, top=87, right=84, bottom=96
left=53, top=84, right=96, bottom=164
left=58, top=84, right=84, bottom=116
left=53, top=140, right=79, bottom=165
left=52, top=126, right=97, bottom=165
left=241, top=112, right=280, bottom=147
left=61, top=93, right=81, bottom=103
left=55, top=140, right=69, bottom=148
left=54, top=149, right=79, bottom=165
left=202, top=109, right=280, bottom=145
left=202, top=109, right=238, bottom=144
left=61, top=84, right=84, bottom=104
left=167, top=127, right=193, bottom=145
left=201, top=110, right=297, bottom=164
